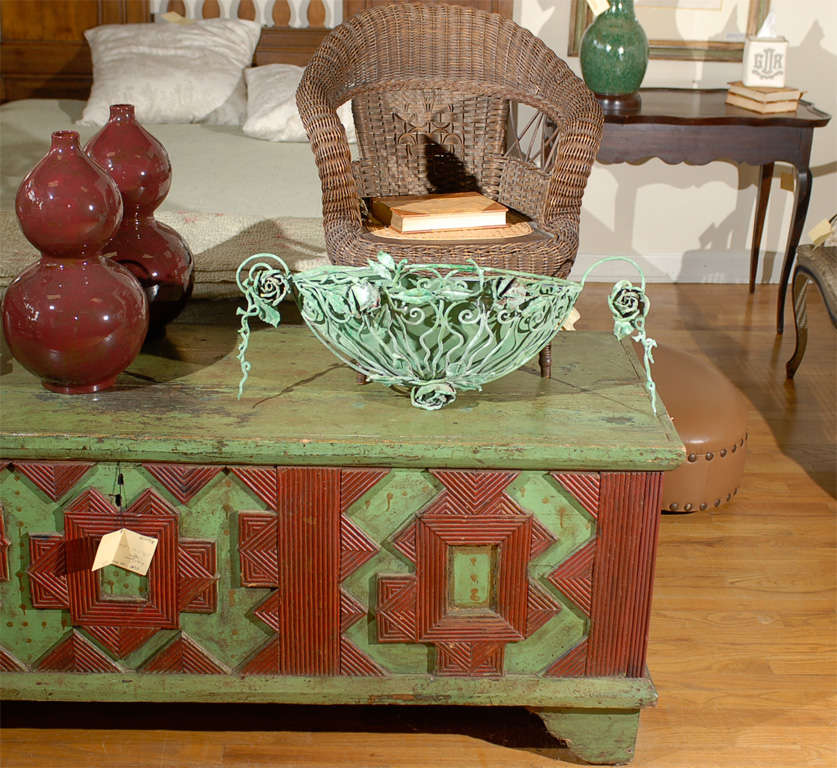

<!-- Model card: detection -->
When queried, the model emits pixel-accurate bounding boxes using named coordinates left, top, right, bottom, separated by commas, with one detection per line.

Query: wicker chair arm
left=296, top=78, right=362, bottom=232
left=541, top=110, right=603, bottom=232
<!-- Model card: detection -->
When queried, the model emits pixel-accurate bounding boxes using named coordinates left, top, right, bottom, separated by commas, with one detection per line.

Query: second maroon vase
left=86, top=104, right=194, bottom=339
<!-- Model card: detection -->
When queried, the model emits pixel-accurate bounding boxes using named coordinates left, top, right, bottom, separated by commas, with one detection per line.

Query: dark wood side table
left=596, top=88, right=831, bottom=333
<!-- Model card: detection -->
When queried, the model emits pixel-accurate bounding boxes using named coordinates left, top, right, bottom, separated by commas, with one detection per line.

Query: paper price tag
left=586, top=0, right=610, bottom=16
left=808, top=218, right=834, bottom=247
left=92, top=528, right=158, bottom=576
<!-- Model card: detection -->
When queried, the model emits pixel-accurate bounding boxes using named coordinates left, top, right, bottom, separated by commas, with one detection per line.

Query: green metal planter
left=236, top=252, right=658, bottom=412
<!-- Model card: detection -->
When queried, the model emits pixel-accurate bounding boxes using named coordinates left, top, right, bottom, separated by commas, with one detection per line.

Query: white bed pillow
left=80, top=18, right=260, bottom=126
left=243, top=64, right=357, bottom=143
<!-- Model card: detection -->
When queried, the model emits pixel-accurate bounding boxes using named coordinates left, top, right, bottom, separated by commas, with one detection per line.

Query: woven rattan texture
left=297, top=3, right=603, bottom=277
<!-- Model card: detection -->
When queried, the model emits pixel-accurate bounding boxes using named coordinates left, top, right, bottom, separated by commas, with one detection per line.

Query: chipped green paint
left=534, top=708, right=642, bottom=764
left=0, top=464, right=276, bottom=672
left=0, top=318, right=679, bottom=765
left=98, top=565, right=147, bottom=600
left=450, top=546, right=495, bottom=609
left=0, top=325, right=683, bottom=471
left=341, top=469, right=437, bottom=674
left=0, top=671, right=656, bottom=708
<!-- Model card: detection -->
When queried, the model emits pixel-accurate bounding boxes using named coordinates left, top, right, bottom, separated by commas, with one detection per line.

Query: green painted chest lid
left=0, top=324, right=683, bottom=471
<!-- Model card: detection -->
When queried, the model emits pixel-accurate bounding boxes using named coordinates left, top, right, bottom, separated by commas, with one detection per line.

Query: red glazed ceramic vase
left=3, top=130, right=149, bottom=394
left=85, top=104, right=194, bottom=338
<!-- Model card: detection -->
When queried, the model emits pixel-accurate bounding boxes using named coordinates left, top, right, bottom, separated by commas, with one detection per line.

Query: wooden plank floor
left=2, top=283, right=835, bottom=768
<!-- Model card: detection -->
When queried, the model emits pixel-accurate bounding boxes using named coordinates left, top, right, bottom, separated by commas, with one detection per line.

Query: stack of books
left=725, top=81, right=803, bottom=114
left=370, top=192, right=508, bottom=234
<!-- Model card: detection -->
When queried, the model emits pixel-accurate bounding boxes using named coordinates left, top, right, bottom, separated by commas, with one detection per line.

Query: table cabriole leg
left=786, top=268, right=810, bottom=378
left=532, top=707, right=641, bottom=765
left=749, top=162, right=774, bottom=293
left=776, top=166, right=812, bottom=334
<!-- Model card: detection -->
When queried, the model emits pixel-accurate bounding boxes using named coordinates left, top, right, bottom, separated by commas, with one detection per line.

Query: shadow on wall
left=579, top=160, right=768, bottom=282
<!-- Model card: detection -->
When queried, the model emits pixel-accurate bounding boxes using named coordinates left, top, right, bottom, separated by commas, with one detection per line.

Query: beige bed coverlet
left=1, top=99, right=331, bottom=298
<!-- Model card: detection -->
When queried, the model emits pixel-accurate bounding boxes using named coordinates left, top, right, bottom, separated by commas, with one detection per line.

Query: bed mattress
left=1, top=99, right=332, bottom=298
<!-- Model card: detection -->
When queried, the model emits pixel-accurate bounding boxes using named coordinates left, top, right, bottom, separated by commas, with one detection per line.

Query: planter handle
left=580, top=257, right=659, bottom=414
left=235, top=253, right=292, bottom=398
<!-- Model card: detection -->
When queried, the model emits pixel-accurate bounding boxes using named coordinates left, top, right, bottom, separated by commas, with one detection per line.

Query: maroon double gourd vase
left=85, top=104, right=194, bottom=339
left=3, top=130, right=149, bottom=394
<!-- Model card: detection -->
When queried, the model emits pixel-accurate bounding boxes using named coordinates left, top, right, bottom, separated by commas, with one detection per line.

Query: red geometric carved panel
left=13, top=461, right=94, bottom=501
left=275, top=467, right=341, bottom=675
left=253, top=590, right=281, bottom=632
left=428, top=469, right=518, bottom=512
left=0, top=646, right=27, bottom=672
left=143, top=463, right=223, bottom=504
left=417, top=513, right=531, bottom=643
left=237, top=467, right=387, bottom=677
left=435, top=642, right=505, bottom=676
left=552, top=471, right=600, bottom=519
left=391, top=521, right=417, bottom=564
left=28, top=535, right=69, bottom=609
left=340, top=515, right=379, bottom=582
left=26, top=487, right=218, bottom=664
left=142, top=633, right=228, bottom=674
left=339, top=637, right=385, bottom=676
left=544, top=638, right=589, bottom=678
left=64, top=489, right=180, bottom=628
left=34, top=631, right=122, bottom=673
left=239, top=635, right=281, bottom=675
left=529, top=516, right=558, bottom=559
left=375, top=468, right=566, bottom=677
left=340, top=468, right=389, bottom=513
left=231, top=466, right=278, bottom=510
left=85, top=626, right=158, bottom=659
left=587, top=472, right=663, bottom=678
left=546, top=538, right=597, bottom=617
left=0, top=507, right=9, bottom=581
left=177, top=540, right=218, bottom=613
left=526, top=582, right=562, bottom=637
left=340, top=588, right=366, bottom=634
left=377, top=574, right=418, bottom=642
left=238, top=512, right=279, bottom=588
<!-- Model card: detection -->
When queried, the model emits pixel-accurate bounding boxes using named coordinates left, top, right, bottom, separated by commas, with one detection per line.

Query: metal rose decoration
left=236, top=251, right=658, bottom=412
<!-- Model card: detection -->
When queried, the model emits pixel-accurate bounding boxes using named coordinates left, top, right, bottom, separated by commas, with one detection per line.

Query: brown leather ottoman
left=644, top=344, right=748, bottom=512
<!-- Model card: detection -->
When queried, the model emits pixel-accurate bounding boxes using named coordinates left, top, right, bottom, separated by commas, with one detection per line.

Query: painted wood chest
left=0, top=323, right=683, bottom=764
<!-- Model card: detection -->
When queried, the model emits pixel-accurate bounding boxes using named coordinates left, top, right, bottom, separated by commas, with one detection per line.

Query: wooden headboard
left=0, top=0, right=513, bottom=103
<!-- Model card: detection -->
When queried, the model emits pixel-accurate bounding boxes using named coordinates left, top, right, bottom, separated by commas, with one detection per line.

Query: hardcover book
left=727, top=81, right=803, bottom=103
left=725, top=92, right=799, bottom=114
left=370, top=192, right=508, bottom=234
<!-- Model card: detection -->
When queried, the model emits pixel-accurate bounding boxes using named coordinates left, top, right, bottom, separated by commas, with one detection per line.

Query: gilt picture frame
left=568, top=0, right=771, bottom=61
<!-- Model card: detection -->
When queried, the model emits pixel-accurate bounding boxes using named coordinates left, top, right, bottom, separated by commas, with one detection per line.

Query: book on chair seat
left=370, top=192, right=508, bottom=233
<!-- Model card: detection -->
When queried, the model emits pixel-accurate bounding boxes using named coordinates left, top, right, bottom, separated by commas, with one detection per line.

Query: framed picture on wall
left=568, top=0, right=771, bottom=61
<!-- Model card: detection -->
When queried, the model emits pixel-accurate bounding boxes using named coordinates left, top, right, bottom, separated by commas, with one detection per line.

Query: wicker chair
left=297, top=2, right=603, bottom=375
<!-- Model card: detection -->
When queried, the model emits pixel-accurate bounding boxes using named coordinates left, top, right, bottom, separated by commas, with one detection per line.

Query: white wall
left=168, top=0, right=835, bottom=282
left=518, top=0, right=837, bottom=282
